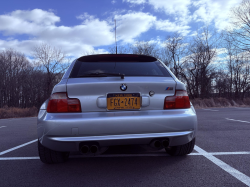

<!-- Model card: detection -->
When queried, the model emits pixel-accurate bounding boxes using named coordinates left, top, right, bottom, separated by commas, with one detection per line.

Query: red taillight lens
left=164, top=90, right=190, bottom=109
left=47, top=92, right=81, bottom=113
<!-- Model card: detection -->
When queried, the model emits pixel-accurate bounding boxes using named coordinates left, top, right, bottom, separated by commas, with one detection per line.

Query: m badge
left=165, top=87, right=173, bottom=90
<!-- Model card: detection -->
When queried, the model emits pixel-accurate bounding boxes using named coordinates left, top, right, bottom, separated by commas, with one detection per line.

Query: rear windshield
left=70, top=61, right=171, bottom=78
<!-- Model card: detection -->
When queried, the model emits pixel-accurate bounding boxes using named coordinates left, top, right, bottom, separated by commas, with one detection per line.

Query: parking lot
left=0, top=107, right=250, bottom=187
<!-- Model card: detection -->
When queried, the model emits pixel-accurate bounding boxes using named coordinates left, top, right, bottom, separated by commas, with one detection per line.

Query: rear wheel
left=38, top=140, right=69, bottom=164
left=165, top=138, right=195, bottom=156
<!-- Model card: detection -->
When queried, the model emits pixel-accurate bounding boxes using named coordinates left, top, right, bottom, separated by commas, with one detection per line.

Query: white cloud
left=123, top=0, right=192, bottom=31
left=115, top=12, right=156, bottom=43
left=10, top=9, right=60, bottom=26
left=155, top=20, right=191, bottom=35
left=0, top=9, right=60, bottom=36
left=123, top=0, right=243, bottom=32
left=192, top=0, right=242, bottom=30
left=0, top=9, right=162, bottom=58
left=76, top=12, right=95, bottom=21
left=148, top=0, right=191, bottom=16
left=124, top=0, right=192, bottom=24
left=123, top=0, right=146, bottom=4
left=0, top=9, right=115, bottom=57
left=0, top=39, right=100, bottom=59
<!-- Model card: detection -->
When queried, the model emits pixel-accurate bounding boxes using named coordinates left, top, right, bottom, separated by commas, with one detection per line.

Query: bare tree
left=33, top=43, right=69, bottom=98
left=161, top=33, right=187, bottom=79
left=222, top=34, right=236, bottom=98
left=180, top=27, right=218, bottom=99
left=0, top=49, right=31, bottom=107
left=229, top=0, right=250, bottom=52
left=130, top=41, right=159, bottom=58
left=231, top=54, right=250, bottom=99
left=214, top=68, right=231, bottom=98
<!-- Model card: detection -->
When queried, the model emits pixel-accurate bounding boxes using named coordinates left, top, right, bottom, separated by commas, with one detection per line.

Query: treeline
left=108, top=27, right=250, bottom=100
left=0, top=44, right=69, bottom=109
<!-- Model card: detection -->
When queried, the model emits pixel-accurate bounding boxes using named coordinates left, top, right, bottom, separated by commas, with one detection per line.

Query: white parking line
left=194, top=145, right=250, bottom=187
left=226, top=118, right=250, bottom=124
left=202, top=108, right=219, bottom=111
left=0, top=139, right=37, bottom=156
left=234, top=107, right=250, bottom=110
left=1, top=151, right=250, bottom=160
left=0, top=157, right=39, bottom=160
left=209, top=152, right=250, bottom=155
left=0, top=126, right=6, bottom=128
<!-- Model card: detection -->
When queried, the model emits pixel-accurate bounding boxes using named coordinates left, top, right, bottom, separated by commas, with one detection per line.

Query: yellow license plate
left=107, top=93, right=141, bottom=110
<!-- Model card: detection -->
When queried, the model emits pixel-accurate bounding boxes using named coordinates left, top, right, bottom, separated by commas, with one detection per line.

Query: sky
left=0, top=0, right=243, bottom=59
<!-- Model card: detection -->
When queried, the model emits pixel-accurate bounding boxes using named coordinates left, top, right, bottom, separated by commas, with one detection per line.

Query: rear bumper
left=37, top=109, right=197, bottom=152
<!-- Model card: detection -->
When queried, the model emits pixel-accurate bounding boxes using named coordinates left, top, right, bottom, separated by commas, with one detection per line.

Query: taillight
left=164, top=90, right=190, bottom=109
left=47, top=92, right=81, bottom=113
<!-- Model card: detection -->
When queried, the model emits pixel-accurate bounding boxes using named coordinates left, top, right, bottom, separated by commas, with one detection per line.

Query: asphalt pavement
left=0, top=107, right=250, bottom=187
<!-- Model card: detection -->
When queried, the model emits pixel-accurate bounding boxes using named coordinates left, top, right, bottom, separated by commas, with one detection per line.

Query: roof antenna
left=114, top=19, right=117, bottom=54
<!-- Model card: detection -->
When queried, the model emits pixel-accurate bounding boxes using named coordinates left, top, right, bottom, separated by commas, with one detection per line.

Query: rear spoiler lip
left=77, top=54, right=157, bottom=62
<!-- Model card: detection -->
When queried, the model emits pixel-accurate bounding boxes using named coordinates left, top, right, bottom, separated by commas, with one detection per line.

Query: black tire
left=38, top=140, right=70, bottom=164
left=165, top=138, right=195, bottom=156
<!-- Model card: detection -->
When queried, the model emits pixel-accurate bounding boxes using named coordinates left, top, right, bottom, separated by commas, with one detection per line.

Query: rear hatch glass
left=70, top=61, right=171, bottom=78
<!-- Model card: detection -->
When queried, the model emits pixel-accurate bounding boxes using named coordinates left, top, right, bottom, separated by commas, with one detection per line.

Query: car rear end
left=37, top=54, right=197, bottom=163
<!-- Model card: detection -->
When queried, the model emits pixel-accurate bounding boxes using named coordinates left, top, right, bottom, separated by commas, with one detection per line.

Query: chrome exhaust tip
left=80, top=145, right=89, bottom=154
left=90, top=145, right=98, bottom=153
left=162, top=139, right=169, bottom=148
left=154, top=140, right=161, bottom=148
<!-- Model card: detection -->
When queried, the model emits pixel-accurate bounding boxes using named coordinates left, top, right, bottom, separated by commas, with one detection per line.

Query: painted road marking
left=69, top=151, right=250, bottom=157
left=208, top=152, right=250, bottom=155
left=234, top=107, right=250, bottom=109
left=1, top=151, right=250, bottom=160
left=0, top=157, right=40, bottom=160
left=195, top=145, right=250, bottom=187
left=202, top=108, right=219, bottom=111
left=0, top=139, right=37, bottom=156
left=0, top=126, right=6, bottom=128
left=226, top=118, right=250, bottom=124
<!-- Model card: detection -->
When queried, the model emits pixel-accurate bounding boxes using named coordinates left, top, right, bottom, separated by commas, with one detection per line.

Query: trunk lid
left=67, top=76, right=176, bottom=112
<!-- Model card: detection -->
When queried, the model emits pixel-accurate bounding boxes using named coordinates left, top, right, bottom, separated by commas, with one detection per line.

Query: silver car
left=37, top=54, right=197, bottom=164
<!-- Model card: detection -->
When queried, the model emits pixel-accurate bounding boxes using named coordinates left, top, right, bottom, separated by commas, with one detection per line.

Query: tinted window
left=70, top=61, right=171, bottom=78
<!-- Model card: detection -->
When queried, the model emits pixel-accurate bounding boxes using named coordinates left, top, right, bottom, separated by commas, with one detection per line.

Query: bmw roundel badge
left=120, top=84, right=127, bottom=91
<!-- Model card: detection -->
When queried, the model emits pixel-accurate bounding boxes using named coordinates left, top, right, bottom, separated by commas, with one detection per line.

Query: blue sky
left=0, top=0, right=243, bottom=59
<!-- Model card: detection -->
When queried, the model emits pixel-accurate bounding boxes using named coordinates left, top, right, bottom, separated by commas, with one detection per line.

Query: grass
left=0, top=106, right=38, bottom=119
left=191, top=97, right=250, bottom=109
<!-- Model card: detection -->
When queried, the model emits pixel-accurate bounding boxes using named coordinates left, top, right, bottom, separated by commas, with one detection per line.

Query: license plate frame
left=107, top=93, right=141, bottom=110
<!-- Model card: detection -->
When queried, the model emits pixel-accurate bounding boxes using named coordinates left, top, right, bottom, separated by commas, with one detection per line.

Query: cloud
left=123, top=0, right=243, bottom=31
left=123, top=0, right=146, bottom=4
left=124, top=0, right=192, bottom=24
left=76, top=12, right=95, bottom=21
left=0, top=9, right=60, bottom=36
left=155, top=20, right=191, bottom=35
left=10, top=9, right=60, bottom=26
left=115, top=12, right=156, bottom=43
left=124, top=0, right=191, bottom=17
left=0, top=9, right=164, bottom=58
left=0, top=9, right=115, bottom=57
left=192, top=0, right=242, bottom=30
left=148, top=0, right=191, bottom=17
